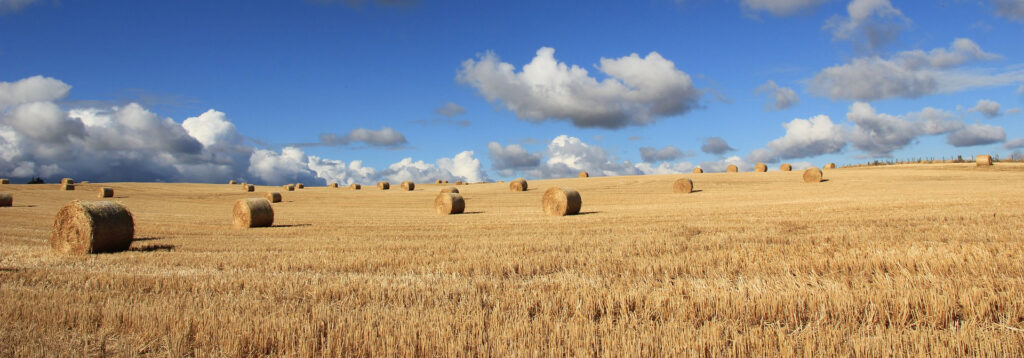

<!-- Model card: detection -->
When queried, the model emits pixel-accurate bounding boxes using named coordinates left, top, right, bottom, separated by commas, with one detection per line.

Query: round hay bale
left=692, top=168, right=703, bottom=174
left=51, top=200, right=134, bottom=255
left=578, top=171, right=589, bottom=178
left=232, top=198, right=274, bottom=229
left=435, top=193, right=465, bottom=215
left=443, top=180, right=449, bottom=184
left=61, top=178, right=74, bottom=185
left=229, top=180, right=238, bottom=185
left=509, top=178, right=528, bottom=192
left=803, top=167, right=823, bottom=183
left=0, top=192, right=11, bottom=207
left=435, top=179, right=442, bottom=184
left=350, top=183, right=361, bottom=190
left=780, top=163, right=792, bottom=171
left=1, top=178, right=11, bottom=184
left=98, top=187, right=113, bottom=198
left=755, top=163, right=767, bottom=172
left=440, top=187, right=459, bottom=194
left=296, top=183, right=304, bottom=189
left=727, top=164, right=738, bottom=173
left=824, top=163, right=836, bottom=169
left=60, top=183, right=74, bottom=191
left=244, top=184, right=254, bottom=192
left=401, top=181, right=415, bottom=191
left=265, top=192, right=282, bottom=203
left=284, top=184, right=294, bottom=191
left=377, top=181, right=390, bottom=190
left=456, top=180, right=464, bottom=185
left=976, top=155, right=993, bottom=166
left=672, top=178, right=693, bottom=193
left=329, top=182, right=339, bottom=188
left=542, top=187, right=582, bottom=216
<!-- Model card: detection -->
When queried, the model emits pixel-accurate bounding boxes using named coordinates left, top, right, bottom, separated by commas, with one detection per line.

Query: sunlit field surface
left=2, top=164, right=1023, bottom=356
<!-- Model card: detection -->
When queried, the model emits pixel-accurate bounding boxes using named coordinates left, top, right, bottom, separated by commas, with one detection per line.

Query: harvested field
left=1, top=164, right=1024, bottom=356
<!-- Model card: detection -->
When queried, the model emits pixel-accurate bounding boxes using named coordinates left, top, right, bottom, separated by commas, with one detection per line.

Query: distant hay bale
left=692, top=168, right=703, bottom=174
left=401, top=181, right=415, bottom=191
left=435, top=179, right=442, bottom=184
left=672, top=178, right=693, bottom=193
left=977, top=155, right=993, bottom=166
left=240, top=182, right=248, bottom=189
left=98, top=187, right=113, bottom=198
left=229, top=180, right=237, bottom=185
left=578, top=171, right=589, bottom=178
left=61, top=178, right=74, bottom=185
left=296, top=183, right=304, bottom=189
left=60, top=183, right=74, bottom=191
left=51, top=200, right=134, bottom=255
left=284, top=184, right=294, bottom=191
left=509, top=178, right=528, bottom=192
left=350, top=183, right=361, bottom=190
left=434, top=193, right=465, bottom=215
left=329, top=182, right=339, bottom=188
left=542, top=187, right=582, bottom=216
left=232, top=198, right=274, bottom=229
left=1, top=178, right=10, bottom=184
left=780, top=163, right=792, bottom=171
left=0, top=192, right=11, bottom=207
left=265, top=192, right=282, bottom=203
left=377, top=181, right=390, bottom=190
left=440, top=187, right=459, bottom=194
left=244, top=184, right=254, bottom=192
left=803, top=167, right=823, bottom=183
left=755, top=163, right=767, bottom=172
left=456, top=180, right=464, bottom=185
left=727, top=164, right=738, bottom=173
left=825, top=163, right=836, bottom=169
left=443, top=180, right=449, bottom=184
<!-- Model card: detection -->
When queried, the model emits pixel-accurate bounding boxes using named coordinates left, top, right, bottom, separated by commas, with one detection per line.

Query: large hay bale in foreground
left=61, top=178, right=74, bottom=185
left=60, top=183, right=74, bottom=191
left=329, top=182, right=339, bottom=188
left=578, top=171, right=589, bottom=178
left=977, top=155, right=993, bottom=166
left=1, top=179, right=9, bottom=184
left=401, top=181, right=415, bottom=191
left=509, top=178, right=528, bottom=192
left=244, top=184, right=254, bottom=192
left=727, top=164, right=738, bottom=173
left=780, top=163, right=792, bottom=171
left=803, top=167, right=823, bottom=183
left=673, top=178, right=693, bottom=193
left=296, top=183, right=304, bottom=189
left=265, top=192, right=282, bottom=203
left=824, top=163, right=836, bottom=169
left=377, top=181, right=390, bottom=190
left=350, top=183, right=361, bottom=190
left=440, top=187, right=459, bottom=194
left=229, top=180, right=237, bottom=185
left=0, top=192, right=11, bottom=207
left=51, top=200, right=134, bottom=255
left=435, top=193, right=465, bottom=215
left=542, top=187, right=582, bottom=216
left=755, top=163, right=767, bottom=172
left=692, top=168, right=703, bottom=174
left=98, top=187, right=113, bottom=198
left=232, top=198, right=274, bottom=229
left=284, top=184, right=294, bottom=191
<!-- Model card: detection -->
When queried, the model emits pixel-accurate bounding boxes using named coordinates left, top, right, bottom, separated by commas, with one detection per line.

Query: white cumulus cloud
left=756, top=80, right=800, bottom=111
left=994, top=0, right=1024, bottom=21
left=969, top=99, right=1002, bottom=118
left=0, top=75, right=71, bottom=109
left=747, top=115, right=846, bottom=163
left=947, top=124, right=1005, bottom=147
left=825, top=0, right=909, bottom=51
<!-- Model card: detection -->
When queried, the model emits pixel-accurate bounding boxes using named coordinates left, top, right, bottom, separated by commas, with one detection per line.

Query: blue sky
left=1, top=0, right=1023, bottom=184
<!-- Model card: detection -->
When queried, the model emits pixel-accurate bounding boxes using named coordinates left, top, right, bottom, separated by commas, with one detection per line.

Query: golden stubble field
left=2, top=164, right=1024, bottom=357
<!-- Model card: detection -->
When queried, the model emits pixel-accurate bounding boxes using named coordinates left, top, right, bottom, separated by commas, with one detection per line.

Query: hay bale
left=0, top=192, right=11, bottom=207
left=727, top=164, right=738, bottom=173
left=509, top=178, right=528, bottom=192
left=780, top=163, right=792, bottom=171
left=824, top=163, right=836, bottom=169
left=61, top=178, right=74, bottom=185
left=51, top=200, right=134, bottom=255
left=60, top=183, right=74, bottom=191
left=98, top=187, right=113, bottom=198
left=578, top=171, right=589, bottom=178
left=977, top=155, right=993, bottom=166
left=401, top=181, right=415, bottom=191
left=443, top=180, right=449, bottom=184
left=803, top=167, right=823, bottom=183
left=435, top=179, right=442, bottom=184
left=542, top=187, right=582, bottom=216
left=0, top=179, right=9, bottom=184
left=283, top=184, right=294, bottom=191
left=350, top=183, right=361, bottom=190
left=377, top=181, right=390, bottom=190
left=434, top=193, right=465, bottom=215
left=672, top=178, right=693, bottom=193
left=755, top=163, right=767, bottom=172
left=440, top=187, right=459, bottom=194
left=692, top=168, right=703, bottom=174
left=456, top=180, right=464, bottom=185
left=265, top=192, right=282, bottom=203
left=229, top=180, right=238, bottom=185
left=329, top=182, right=339, bottom=188
left=232, top=198, right=274, bottom=229
left=296, top=183, right=304, bottom=189
left=244, top=184, right=254, bottom=192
